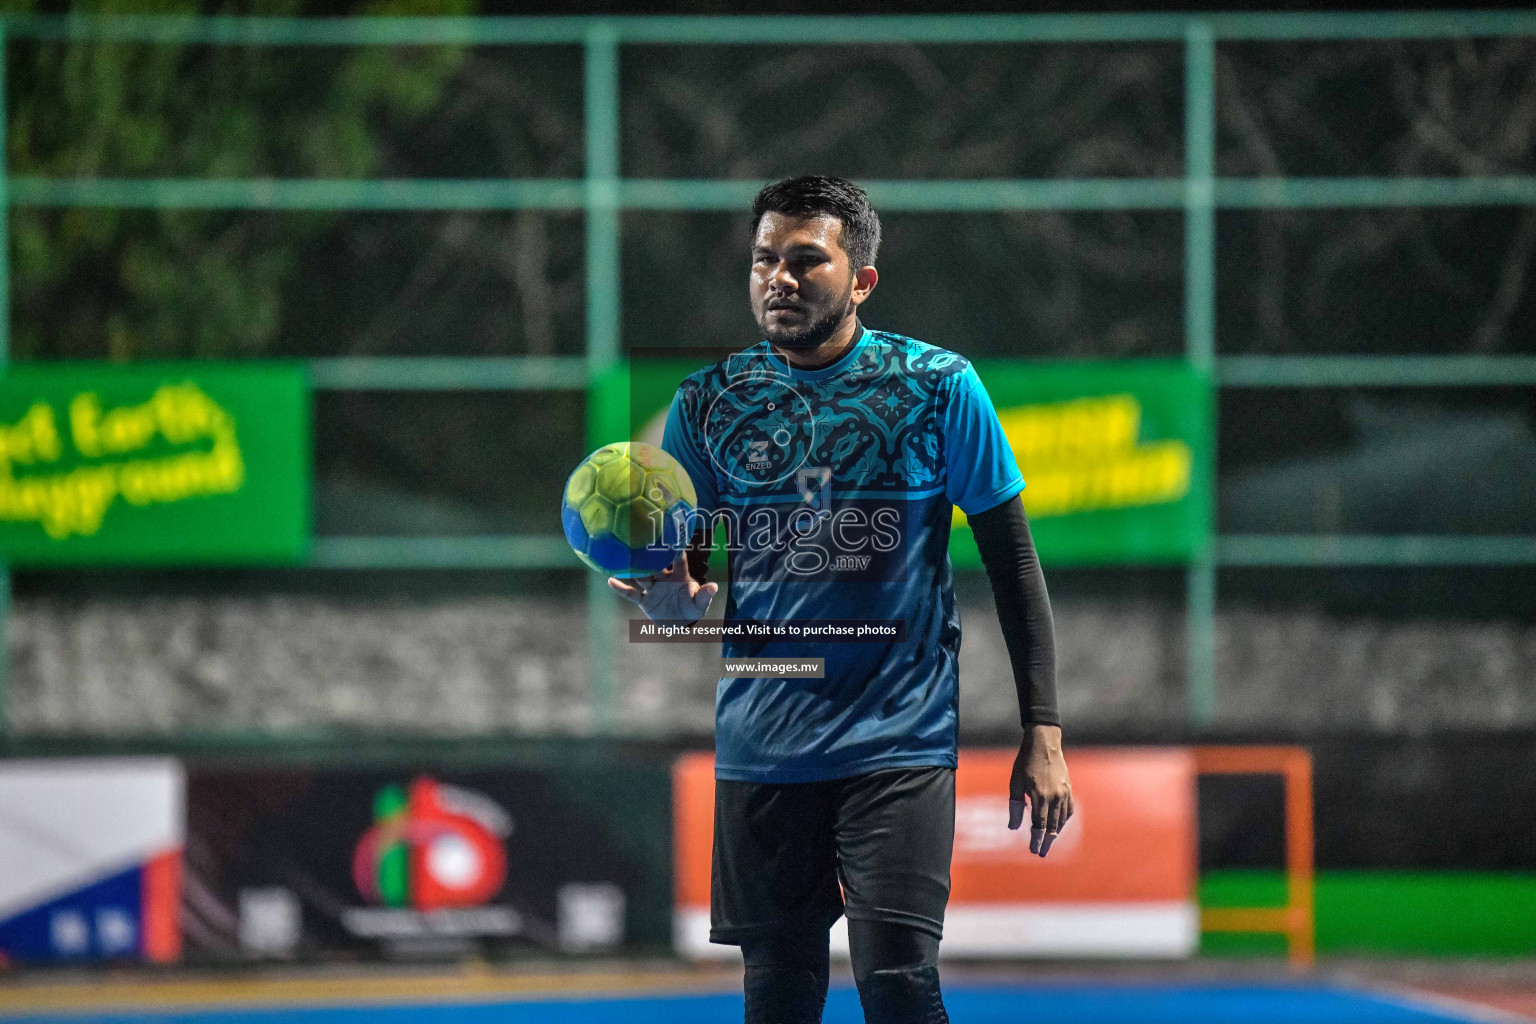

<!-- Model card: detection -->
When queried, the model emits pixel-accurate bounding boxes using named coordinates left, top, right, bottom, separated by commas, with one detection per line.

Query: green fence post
left=584, top=22, right=622, bottom=734
left=0, top=19, right=11, bottom=744
left=1184, top=18, right=1218, bottom=727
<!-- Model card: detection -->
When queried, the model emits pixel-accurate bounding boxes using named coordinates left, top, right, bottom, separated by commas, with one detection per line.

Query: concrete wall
left=12, top=588, right=1535, bottom=738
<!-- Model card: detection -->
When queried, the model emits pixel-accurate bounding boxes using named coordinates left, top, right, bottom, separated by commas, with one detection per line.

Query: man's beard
left=757, top=284, right=854, bottom=350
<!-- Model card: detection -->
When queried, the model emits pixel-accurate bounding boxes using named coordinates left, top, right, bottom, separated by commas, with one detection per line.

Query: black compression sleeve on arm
left=967, top=494, right=1060, bottom=729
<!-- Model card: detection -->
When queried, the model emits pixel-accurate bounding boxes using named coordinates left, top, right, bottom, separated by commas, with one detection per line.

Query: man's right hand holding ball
left=608, top=550, right=717, bottom=622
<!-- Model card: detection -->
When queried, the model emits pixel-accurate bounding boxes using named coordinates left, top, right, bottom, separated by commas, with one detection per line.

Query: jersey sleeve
left=943, top=364, right=1026, bottom=516
left=661, top=387, right=719, bottom=513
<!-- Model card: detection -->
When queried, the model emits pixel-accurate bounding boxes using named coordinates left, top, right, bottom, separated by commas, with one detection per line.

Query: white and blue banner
left=0, top=758, right=184, bottom=963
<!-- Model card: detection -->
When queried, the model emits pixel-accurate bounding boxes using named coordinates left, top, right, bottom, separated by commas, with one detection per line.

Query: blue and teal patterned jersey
left=661, top=325, right=1025, bottom=783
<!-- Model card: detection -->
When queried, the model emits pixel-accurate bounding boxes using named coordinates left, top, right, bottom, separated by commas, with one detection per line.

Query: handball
left=561, top=442, right=697, bottom=578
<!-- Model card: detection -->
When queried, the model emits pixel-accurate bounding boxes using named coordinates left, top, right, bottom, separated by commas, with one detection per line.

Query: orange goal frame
left=1194, top=745, right=1315, bottom=965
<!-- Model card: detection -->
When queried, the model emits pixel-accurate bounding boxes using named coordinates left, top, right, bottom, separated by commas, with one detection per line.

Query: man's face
left=750, top=212, right=859, bottom=349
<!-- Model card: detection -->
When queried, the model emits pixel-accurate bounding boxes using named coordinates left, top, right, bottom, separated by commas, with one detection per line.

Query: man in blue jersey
left=610, top=176, right=1070, bottom=1024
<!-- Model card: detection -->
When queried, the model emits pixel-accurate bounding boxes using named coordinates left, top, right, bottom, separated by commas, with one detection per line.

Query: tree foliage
left=7, top=0, right=474, bottom=359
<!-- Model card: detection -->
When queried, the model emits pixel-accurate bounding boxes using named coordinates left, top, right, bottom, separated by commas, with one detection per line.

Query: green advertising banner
left=0, top=364, right=310, bottom=565
left=630, top=357, right=1210, bottom=567
left=955, top=360, right=1212, bottom=566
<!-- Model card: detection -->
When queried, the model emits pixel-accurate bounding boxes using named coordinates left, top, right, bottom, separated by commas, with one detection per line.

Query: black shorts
left=710, top=765, right=955, bottom=945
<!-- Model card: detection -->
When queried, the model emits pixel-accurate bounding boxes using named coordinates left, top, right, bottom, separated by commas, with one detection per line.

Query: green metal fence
left=2, top=11, right=1536, bottom=736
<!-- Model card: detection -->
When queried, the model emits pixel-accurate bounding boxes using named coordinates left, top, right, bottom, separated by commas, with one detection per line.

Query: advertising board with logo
left=181, top=762, right=668, bottom=960
left=0, top=364, right=309, bottom=564
left=674, top=748, right=1198, bottom=959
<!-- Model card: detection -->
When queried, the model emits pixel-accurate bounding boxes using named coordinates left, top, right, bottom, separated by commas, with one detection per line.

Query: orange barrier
left=672, top=753, right=715, bottom=919
left=948, top=748, right=1196, bottom=903
left=674, top=749, right=1200, bottom=959
left=1194, top=746, right=1315, bottom=966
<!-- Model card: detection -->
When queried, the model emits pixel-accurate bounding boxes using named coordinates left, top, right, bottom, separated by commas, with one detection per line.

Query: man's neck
left=771, top=316, right=862, bottom=371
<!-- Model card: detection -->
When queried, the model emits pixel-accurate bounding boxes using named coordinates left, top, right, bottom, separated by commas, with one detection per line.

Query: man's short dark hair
left=751, top=175, right=881, bottom=270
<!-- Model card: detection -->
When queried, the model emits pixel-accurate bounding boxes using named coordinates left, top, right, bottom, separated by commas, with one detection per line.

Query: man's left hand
left=1007, top=723, right=1073, bottom=857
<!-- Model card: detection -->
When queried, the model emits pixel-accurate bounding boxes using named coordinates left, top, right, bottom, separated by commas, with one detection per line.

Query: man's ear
left=851, top=265, right=878, bottom=306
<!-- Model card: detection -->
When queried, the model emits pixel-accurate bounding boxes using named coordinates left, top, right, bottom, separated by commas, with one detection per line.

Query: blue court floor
left=0, top=984, right=1508, bottom=1024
